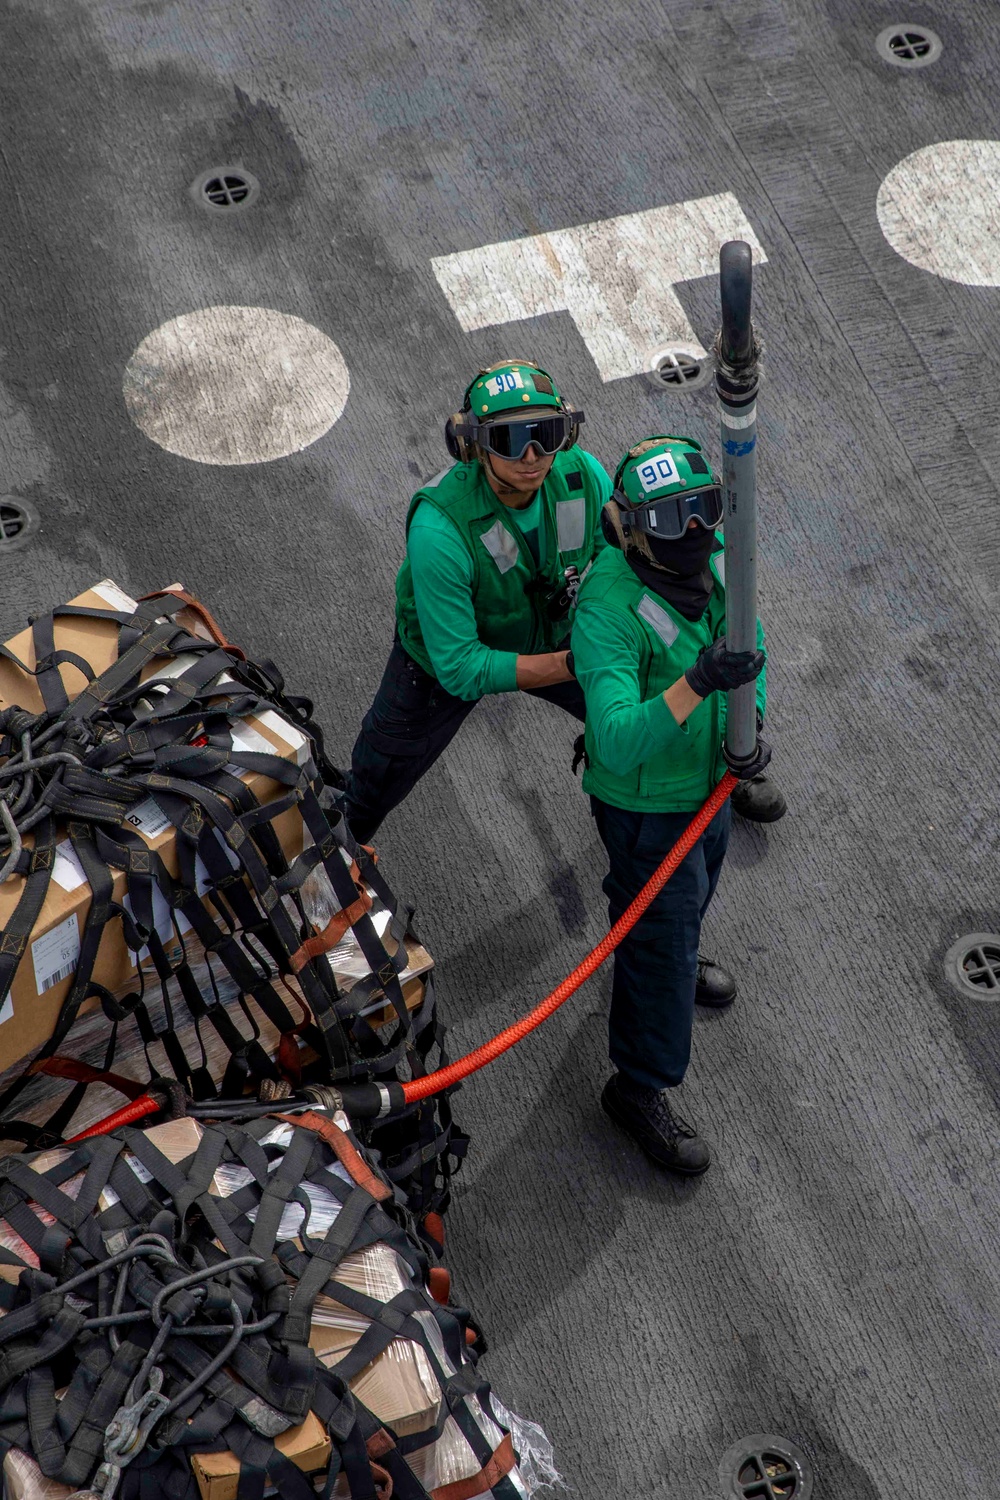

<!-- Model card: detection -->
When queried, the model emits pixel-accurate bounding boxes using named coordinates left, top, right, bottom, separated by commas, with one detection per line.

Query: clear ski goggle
left=618, top=484, right=724, bottom=542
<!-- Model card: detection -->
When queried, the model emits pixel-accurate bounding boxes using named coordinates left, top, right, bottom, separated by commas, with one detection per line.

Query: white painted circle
left=877, top=140, right=1000, bottom=286
left=123, top=306, right=350, bottom=464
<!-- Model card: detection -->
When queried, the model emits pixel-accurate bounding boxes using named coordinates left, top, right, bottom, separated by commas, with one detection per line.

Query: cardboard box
left=190, top=1412, right=330, bottom=1500
left=2, top=1449, right=74, bottom=1500
left=0, top=581, right=310, bottom=1076
left=307, top=1240, right=441, bottom=1437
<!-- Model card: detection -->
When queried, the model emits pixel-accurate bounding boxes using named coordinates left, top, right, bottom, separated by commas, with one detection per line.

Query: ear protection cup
left=600, top=502, right=624, bottom=549
left=444, top=412, right=477, bottom=463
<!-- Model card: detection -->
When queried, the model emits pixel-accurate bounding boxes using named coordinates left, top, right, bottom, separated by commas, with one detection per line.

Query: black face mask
left=625, top=527, right=721, bottom=620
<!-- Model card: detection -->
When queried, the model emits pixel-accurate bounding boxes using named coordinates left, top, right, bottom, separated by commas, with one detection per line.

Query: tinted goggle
left=474, top=411, right=580, bottom=460
left=617, top=485, right=724, bottom=542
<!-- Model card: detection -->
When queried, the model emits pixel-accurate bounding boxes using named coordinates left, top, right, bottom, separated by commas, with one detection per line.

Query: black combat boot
left=730, top=774, right=787, bottom=823
left=695, top=954, right=737, bottom=1008
left=601, top=1073, right=711, bottom=1175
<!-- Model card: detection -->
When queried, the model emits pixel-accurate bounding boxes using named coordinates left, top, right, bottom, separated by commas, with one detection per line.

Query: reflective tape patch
left=556, top=497, right=586, bottom=553
left=480, top=519, right=520, bottom=574
left=720, top=403, right=756, bottom=430
left=637, top=593, right=680, bottom=647
left=713, top=552, right=726, bottom=587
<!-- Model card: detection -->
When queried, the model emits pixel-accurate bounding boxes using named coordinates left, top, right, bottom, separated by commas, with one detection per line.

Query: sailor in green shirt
left=343, top=360, right=611, bottom=842
left=571, top=436, right=771, bottom=1177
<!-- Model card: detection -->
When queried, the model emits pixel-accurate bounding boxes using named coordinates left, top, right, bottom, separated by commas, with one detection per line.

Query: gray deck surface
left=1, top=1, right=998, bottom=1495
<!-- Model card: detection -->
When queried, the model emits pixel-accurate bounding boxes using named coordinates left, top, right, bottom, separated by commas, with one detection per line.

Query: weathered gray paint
left=720, top=392, right=759, bottom=761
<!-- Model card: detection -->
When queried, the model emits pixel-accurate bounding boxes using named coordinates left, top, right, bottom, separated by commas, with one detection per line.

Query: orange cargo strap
left=427, top=1266, right=451, bottom=1305
left=430, top=1435, right=516, bottom=1500
left=288, top=870, right=373, bottom=974
left=30, top=1056, right=148, bottom=1101
left=274, top=1110, right=392, bottom=1202
left=138, top=585, right=248, bottom=661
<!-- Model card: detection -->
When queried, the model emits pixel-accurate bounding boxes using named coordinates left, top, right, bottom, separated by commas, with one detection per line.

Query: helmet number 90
left=637, top=453, right=678, bottom=492
left=485, top=370, right=524, bottom=396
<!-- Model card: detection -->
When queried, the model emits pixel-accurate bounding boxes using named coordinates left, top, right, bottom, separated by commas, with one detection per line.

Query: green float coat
left=570, top=543, right=767, bottom=812
left=395, top=450, right=611, bottom=699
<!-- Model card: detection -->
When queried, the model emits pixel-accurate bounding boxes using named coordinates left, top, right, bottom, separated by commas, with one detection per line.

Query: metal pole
left=715, top=241, right=761, bottom=765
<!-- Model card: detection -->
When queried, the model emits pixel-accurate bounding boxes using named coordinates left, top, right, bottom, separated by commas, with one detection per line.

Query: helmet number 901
left=485, top=370, right=524, bottom=396
left=637, top=453, right=678, bottom=492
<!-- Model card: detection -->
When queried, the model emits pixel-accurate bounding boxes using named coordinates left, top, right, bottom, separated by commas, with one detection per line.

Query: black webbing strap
left=0, top=815, right=56, bottom=1029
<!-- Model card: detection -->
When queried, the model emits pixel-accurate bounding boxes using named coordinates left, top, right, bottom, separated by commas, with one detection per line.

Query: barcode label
left=31, top=913, right=81, bottom=995
left=124, top=796, right=170, bottom=839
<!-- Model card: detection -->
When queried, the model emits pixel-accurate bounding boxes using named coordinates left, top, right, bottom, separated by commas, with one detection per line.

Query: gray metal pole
left=715, top=241, right=761, bottom=765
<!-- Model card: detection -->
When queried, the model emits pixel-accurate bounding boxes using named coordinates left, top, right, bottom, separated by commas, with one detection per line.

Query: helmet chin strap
left=482, top=451, right=523, bottom=496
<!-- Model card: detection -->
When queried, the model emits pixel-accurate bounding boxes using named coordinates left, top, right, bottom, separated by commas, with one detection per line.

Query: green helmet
left=465, top=360, right=566, bottom=418
left=610, top=435, right=723, bottom=545
left=445, top=360, right=584, bottom=464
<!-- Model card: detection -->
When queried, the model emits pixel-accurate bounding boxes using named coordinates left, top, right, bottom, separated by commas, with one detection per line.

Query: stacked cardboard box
left=0, top=583, right=430, bottom=1140
left=0, top=1115, right=529, bottom=1500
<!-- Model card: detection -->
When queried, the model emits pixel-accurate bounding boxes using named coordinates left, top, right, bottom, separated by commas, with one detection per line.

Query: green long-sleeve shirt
left=406, top=450, right=612, bottom=700
left=571, top=544, right=767, bottom=811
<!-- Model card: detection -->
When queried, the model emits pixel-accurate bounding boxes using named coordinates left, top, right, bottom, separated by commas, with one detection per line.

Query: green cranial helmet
left=444, top=360, right=584, bottom=464
left=610, top=435, right=724, bottom=546
left=464, top=360, right=566, bottom=419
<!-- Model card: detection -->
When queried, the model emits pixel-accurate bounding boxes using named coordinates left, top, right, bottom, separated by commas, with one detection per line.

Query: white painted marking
left=877, top=140, right=1000, bottom=285
left=432, top=195, right=767, bottom=382
left=123, top=307, right=350, bottom=464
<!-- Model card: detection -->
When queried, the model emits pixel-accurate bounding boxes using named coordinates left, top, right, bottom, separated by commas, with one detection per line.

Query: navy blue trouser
left=343, top=634, right=585, bottom=843
left=591, top=794, right=732, bottom=1092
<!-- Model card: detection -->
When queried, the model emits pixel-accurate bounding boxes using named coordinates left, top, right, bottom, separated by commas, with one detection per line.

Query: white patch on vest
left=877, top=140, right=1000, bottom=286
left=123, top=306, right=350, bottom=464
left=480, top=519, right=520, bottom=574
left=637, top=593, right=680, bottom=648
left=431, top=194, right=767, bottom=382
left=556, top=497, right=586, bottom=553
left=424, top=467, right=452, bottom=488
left=713, top=552, right=726, bottom=587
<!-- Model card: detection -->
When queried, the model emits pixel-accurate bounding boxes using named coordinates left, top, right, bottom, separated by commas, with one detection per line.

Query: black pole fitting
left=186, top=1079, right=407, bottom=1123
left=719, top=241, right=753, bottom=368
left=715, top=240, right=759, bottom=404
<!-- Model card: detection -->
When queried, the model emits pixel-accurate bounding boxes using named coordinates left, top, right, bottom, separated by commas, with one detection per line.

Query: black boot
left=601, top=1073, right=711, bottom=1175
left=730, top=774, right=787, bottom=823
left=695, top=953, right=737, bottom=1008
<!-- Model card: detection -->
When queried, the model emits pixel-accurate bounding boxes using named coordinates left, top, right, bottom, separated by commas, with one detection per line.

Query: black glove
left=724, top=734, right=772, bottom=780
left=684, top=637, right=766, bottom=698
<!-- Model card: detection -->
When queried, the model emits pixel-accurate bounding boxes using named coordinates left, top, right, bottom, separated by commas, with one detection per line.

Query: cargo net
left=0, top=1111, right=557, bottom=1500
left=0, top=589, right=467, bottom=1232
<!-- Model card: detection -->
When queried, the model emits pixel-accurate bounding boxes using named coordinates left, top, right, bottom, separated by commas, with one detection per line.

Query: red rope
left=402, top=772, right=737, bottom=1103
left=66, top=1094, right=161, bottom=1141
